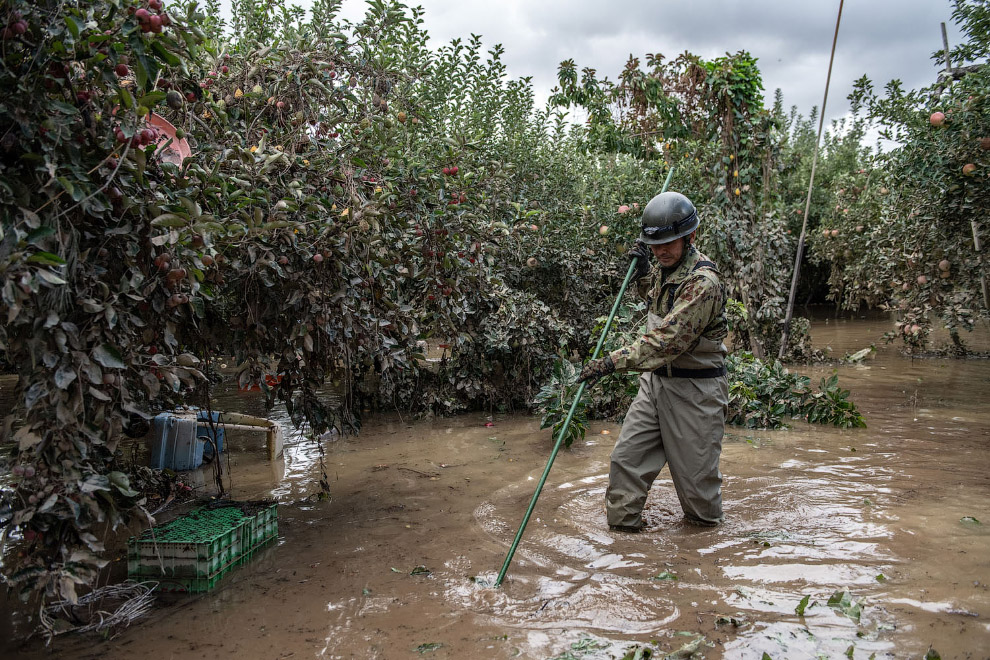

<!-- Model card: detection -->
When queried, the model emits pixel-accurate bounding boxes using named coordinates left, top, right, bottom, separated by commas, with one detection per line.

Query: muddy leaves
left=827, top=590, right=864, bottom=623
left=413, top=642, right=443, bottom=653
left=793, top=590, right=864, bottom=622
left=551, top=638, right=610, bottom=660
left=391, top=565, right=431, bottom=576
left=651, top=570, right=678, bottom=581
left=551, top=636, right=712, bottom=660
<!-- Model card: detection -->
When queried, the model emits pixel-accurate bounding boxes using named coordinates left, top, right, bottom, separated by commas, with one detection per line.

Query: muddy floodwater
left=3, top=316, right=990, bottom=659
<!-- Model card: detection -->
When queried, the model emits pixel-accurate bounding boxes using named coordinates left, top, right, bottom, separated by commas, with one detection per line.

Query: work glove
left=576, top=355, right=615, bottom=389
left=626, top=239, right=652, bottom=280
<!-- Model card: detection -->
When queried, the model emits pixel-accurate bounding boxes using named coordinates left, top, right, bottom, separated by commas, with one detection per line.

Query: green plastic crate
left=128, top=501, right=277, bottom=592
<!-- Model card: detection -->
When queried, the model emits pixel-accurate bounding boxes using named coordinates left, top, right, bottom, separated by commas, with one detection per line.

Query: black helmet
left=639, top=192, right=698, bottom=245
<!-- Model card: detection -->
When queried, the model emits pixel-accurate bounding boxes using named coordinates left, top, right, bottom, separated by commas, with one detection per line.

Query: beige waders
left=606, top=338, right=729, bottom=528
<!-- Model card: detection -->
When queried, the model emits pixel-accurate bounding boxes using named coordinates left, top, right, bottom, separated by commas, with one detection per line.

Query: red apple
left=929, top=111, right=945, bottom=126
left=115, top=63, right=129, bottom=77
left=916, top=275, right=928, bottom=285
left=962, top=163, right=976, bottom=176
left=313, top=253, right=323, bottom=263
left=938, top=259, right=950, bottom=272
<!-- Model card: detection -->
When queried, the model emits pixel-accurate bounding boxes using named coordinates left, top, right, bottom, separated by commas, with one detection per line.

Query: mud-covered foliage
left=0, top=0, right=674, bottom=602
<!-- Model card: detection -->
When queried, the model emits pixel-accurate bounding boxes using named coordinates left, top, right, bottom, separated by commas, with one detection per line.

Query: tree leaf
left=137, top=91, right=166, bottom=108
left=14, top=426, right=42, bottom=451
left=651, top=570, right=678, bottom=581
left=64, top=15, right=81, bottom=39
left=151, top=213, right=189, bottom=227
left=142, top=371, right=161, bottom=398
left=54, top=363, right=77, bottom=389
left=27, top=251, right=66, bottom=266
left=37, top=269, right=67, bottom=285
left=25, top=227, right=56, bottom=245
left=92, top=344, right=126, bottom=369
left=88, top=385, right=111, bottom=401
left=79, top=474, right=111, bottom=493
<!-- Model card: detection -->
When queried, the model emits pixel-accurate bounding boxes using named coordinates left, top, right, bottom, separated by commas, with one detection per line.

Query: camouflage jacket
left=608, top=246, right=728, bottom=373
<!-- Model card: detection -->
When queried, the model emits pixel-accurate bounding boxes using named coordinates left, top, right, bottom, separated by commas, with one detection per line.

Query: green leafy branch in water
left=532, top=359, right=588, bottom=448
left=586, top=301, right=646, bottom=420
left=550, top=637, right=611, bottom=660
left=534, top=302, right=865, bottom=436
left=727, top=353, right=866, bottom=429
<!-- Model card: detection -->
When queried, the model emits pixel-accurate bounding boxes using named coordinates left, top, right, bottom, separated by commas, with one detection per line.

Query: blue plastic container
left=197, top=411, right=225, bottom=460
left=150, top=414, right=205, bottom=471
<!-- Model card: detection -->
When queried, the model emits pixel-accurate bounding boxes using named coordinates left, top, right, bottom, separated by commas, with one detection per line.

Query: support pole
left=494, top=167, right=675, bottom=588
left=779, top=0, right=844, bottom=359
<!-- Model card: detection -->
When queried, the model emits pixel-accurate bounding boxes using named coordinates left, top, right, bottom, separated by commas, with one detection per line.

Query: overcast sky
left=225, top=0, right=967, bottom=129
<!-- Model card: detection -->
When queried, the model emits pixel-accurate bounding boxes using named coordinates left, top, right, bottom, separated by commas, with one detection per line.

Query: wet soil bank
left=3, top=318, right=990, bottom=659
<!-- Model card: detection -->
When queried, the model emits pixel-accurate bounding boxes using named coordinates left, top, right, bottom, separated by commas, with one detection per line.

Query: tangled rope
left=40, top=580, right=158, bottom=643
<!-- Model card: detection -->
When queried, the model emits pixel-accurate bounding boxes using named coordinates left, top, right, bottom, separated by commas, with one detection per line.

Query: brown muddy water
left=2, top=316, right=990, bottom=659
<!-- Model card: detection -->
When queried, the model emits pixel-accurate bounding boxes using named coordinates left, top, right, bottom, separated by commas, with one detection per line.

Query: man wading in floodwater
left=577, top=192, right=729, bottom=531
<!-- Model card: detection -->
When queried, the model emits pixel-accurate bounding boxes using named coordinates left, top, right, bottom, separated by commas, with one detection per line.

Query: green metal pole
left=494, top=167, right=674, bottom=587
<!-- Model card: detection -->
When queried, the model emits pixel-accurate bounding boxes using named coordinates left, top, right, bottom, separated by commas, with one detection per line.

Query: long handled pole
left=779, top=0, right=844, bottom=359
left=494, top=167, right=675, bottom=587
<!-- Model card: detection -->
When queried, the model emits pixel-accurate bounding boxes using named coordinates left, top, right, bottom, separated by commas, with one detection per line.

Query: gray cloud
left=283, top=0, right=968, bottom=122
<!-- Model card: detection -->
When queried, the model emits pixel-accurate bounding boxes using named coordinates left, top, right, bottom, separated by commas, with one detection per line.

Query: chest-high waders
left=605, top=261, right=729, bottom=528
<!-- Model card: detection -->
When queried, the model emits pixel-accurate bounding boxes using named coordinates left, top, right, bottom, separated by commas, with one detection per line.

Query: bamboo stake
left=779, top=0, right=845, bottom=359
